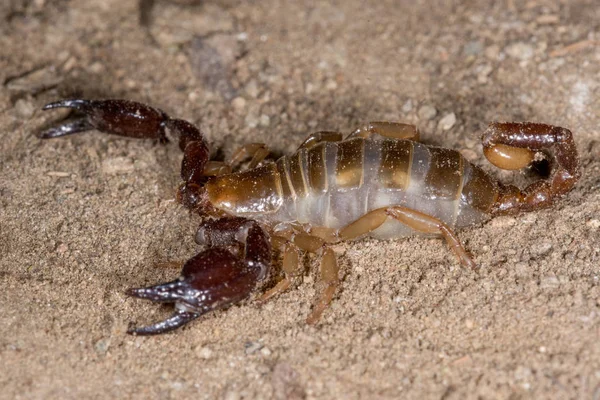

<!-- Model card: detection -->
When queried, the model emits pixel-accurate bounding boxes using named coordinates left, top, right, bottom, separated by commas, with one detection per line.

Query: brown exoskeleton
left=40, top=99, right=580, bottom=335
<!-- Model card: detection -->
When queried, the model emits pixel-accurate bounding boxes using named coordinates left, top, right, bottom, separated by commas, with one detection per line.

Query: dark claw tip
left=42, top=99, right=89, bottom=111
left=125, top=279, right=187, bottom=303
left=125, top=287, right=142, bottom=297
left=125, top=286, right=157, bottom=300
left=42, top=102, right=59, bottom=111
left=126, top=311, right=200, bottom=336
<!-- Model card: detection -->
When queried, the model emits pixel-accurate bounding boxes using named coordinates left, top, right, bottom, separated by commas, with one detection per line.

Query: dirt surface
left=1, top=0, right=599, bottom=399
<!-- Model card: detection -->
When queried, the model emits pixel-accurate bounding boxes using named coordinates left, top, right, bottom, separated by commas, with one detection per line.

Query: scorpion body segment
left=40, top=99, right=580, bottom=335
left=207, top=137, right=500, bottom=238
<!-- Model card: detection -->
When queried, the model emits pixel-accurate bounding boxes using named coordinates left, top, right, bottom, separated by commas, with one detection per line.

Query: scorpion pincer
left=40, top=99, right=580, bottom=335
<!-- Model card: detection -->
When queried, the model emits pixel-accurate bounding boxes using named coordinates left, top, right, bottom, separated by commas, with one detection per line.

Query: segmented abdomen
left=272, top=138, right=499, bottom=238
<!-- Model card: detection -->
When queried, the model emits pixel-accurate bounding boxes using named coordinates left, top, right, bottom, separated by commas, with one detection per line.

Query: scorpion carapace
left=40, top=99, right=580, bottom=335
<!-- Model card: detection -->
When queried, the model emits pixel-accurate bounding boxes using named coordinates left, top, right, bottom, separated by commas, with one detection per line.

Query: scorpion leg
left=349, top=122, right=420, bottom=141
left=258, top=242, right=301, bottom=302
left=287, top=232, right=342, bottom=324
left=286, top=234, right=340, bottom=325
left=482, top=122, right=580, bottom=214
left=386, top=207, right=476, bottom=270
left=338, top=208, right=389, bottom=240
left=41, top=99, right=211, bottom=208
left=229, top=143, right=271, bottom=170
left=202, top=161, right=232, bottom=176
left=127, top=217, right=271, bottom=335
left=306, top=247, right=339, bottom=325
left=297, top=131, right=344, bottom=150
left=336, top=206, right=475, bottom=269
left=258, top=229, right=340, bottom=325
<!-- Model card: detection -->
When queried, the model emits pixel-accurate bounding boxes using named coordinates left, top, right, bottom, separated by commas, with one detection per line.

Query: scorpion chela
left=40, top=99, right=580, bottom=335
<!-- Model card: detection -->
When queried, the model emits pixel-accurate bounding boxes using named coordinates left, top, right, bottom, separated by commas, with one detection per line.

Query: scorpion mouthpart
left=127, top=311, right=200, bottom=336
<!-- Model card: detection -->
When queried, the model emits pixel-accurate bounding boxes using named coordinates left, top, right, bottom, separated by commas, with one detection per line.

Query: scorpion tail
left=482, top=122, right=580, bottom=214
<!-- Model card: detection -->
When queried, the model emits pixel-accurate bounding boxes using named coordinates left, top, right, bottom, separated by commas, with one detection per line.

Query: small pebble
left=452, top=355, right=473, bottom=366
left=56, top=243, right=68, bottom=255
left=325, top=79, right=338, bottom=90
left=418, top=104, right=437, bottom=120
left=89, top=61, right=105, bottom=74
left=6, top=66, right=62, bottom=93
left=536, top=15, right=559, bottom=25
left=485, top=45, right=500, bottom=60
left=15, top=99, right=35, bottom=118
left=244, top=80, right=259, bottom=98
left=586, top=219, right=600, bottom=229
left=231, top=97, right=246, bottom=112
left=223, top=389, right=241, bottom=400
left=505, top=42, right=535, bottom=61
left=47, top=171, right=71, bottom=177
left=463, top=41, right=483, bottom=56
left=245, top=113, right=259, bottom=128
left=197, top=346, right=213, bottom=359
left=490, top=216, right=516, bottom=228
left=259, top=114, right=270, bottom=127
left=477, top=64, right=493, bottom=84
left=101, top=157, right=134, bottom=174
left=514, top=262, right=531, bottom=278
left=438, top=112, right=456, bottom=130
left=260, top=347, right=272, bottom=356
left=63, top=56, right=78, bottom=71
left=94, top=338, right=110, bottom=355
left=305, top=82, right=315, bottom=94
left=540, top=275, right=560, bottom=289
left=244, top=341, right=263, bottom=355
left=531, top=241, right=553, bottom=257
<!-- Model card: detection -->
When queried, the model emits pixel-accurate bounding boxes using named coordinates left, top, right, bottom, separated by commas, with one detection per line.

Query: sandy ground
left=1, top=0, right=599, bottom=398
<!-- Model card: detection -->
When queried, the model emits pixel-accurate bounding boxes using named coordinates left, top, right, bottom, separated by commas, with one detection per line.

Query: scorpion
left=40, top=99, right=580, bottom=335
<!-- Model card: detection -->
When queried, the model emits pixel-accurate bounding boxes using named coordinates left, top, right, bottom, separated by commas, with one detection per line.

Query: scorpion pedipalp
left=40, top=99, right=211, bottom=207
left=127, top=246, right=268, bottom=335
left=126, top=218, right=271, bottom=335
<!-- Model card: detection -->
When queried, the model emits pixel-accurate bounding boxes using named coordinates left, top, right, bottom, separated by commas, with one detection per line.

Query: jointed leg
left=261, top=206, right=402, bottom=325
left=349, top=121, right=420, bottom=141
left=202, top=161, right=232, bottom=176
left=297, top=131, right=344, bottom=150
left=386, top=206, right=476, bottom=270
left=338, top=208, right=389, bottom=240
left=229, top=143, right=270, bottom=170
left=306, top=247, right=339, bottom=325
left=258, top=229, right=341, bottom=325
left=258, top=231, right=328, bottom=302
left=258, top=242, right=301, bottom=302
left=337, top=206, right=475, bottom=269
